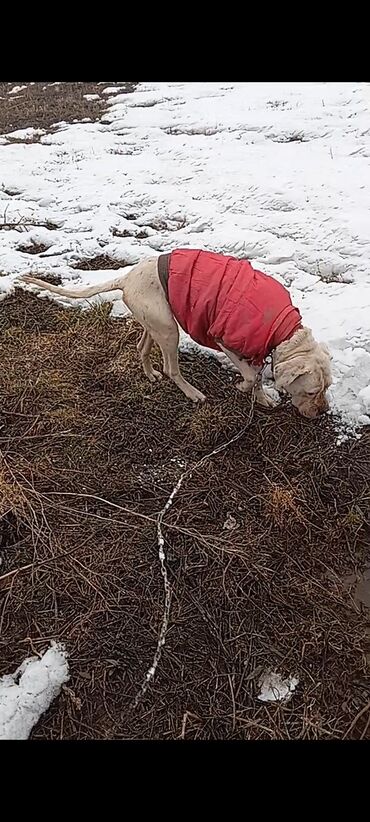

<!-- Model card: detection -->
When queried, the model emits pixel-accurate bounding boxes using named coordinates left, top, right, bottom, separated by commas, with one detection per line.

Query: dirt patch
left=72, top=255, right=127, bottom=271
left=0, top=218, right=59, bottom=233
left=18, top=242, right=50, bottom=255
left=38, top=273, right=63, bottom=286
left=112, top=217, right=186, bottom=239
left=0, top=289, right=369, bottom=739
left=164, top=127, right=218, bottom=137
left=267, top=100, right=289, bottom=110
left=0, top=82, right=137, bottom=137
left=270, top=132, right=308, bottom=143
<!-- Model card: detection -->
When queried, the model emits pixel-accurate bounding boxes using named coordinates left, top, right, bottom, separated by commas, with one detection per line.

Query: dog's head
left=274, top=334, right=332, bottom=419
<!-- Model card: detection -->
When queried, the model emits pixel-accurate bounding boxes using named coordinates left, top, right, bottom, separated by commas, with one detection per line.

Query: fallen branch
left=0, top=219, right=58, bottom=233
left=133, top=390, right=256, bottom=707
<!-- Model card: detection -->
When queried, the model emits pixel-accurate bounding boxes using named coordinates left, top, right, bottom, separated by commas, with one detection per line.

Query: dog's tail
left=19, top=273, right=125, bottom=300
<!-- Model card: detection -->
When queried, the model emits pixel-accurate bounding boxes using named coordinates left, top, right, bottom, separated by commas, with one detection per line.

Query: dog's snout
left=293, top=391, right=330, bottom=419
left=309, top=399, right=329, bottom=419
left=316, top=394, right=329, bottom=416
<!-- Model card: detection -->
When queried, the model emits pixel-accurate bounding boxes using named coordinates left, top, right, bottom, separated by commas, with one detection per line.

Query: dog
left=20, top=248, right=332, bottom=419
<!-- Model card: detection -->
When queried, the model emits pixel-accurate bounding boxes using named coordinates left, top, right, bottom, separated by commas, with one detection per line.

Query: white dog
left=20, top=248, right=332, bottom=419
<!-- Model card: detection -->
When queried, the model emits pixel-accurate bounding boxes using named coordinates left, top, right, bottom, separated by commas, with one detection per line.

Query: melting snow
left=0, top=643, right=69, bottom=740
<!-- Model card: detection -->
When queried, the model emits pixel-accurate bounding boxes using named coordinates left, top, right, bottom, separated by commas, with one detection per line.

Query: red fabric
left=167, top=249, right=302, bottom=366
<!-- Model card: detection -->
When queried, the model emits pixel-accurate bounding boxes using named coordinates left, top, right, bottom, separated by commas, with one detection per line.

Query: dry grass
left=264, top=484, right=306, bottom=527
left=0, top=82, right=137, bottom=137
left=0, top=288, right=369, bottom=739
left=72, top=255, right=126, bottom=271
left=18, top=243, right=50, bottom=255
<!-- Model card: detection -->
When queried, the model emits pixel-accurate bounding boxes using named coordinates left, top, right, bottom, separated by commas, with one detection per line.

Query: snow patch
left=358, top=385, right=370, bottom=414
left=258, top=670, right=299, bottom=703
left=8, top=85, right=27, bottom=95
left=6, top=128, right=45, bottom=141
left=0, top=643, right=69, bottom=740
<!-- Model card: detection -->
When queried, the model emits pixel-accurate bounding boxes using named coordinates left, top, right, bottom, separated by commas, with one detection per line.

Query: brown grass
left=72, top=255, right=126, bottom=271
left=265, top=484, right=305, bottom=527
left=0, top=288, right=369, bottom=739
left=0, top=82, right=137, bottom=137
left=18, top=243, right=50, bottom=255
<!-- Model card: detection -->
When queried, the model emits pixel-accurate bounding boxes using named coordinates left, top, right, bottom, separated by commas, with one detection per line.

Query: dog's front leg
left=253, top=373, right=277, bottom=408
left=219, top=345, right=277, bottom=407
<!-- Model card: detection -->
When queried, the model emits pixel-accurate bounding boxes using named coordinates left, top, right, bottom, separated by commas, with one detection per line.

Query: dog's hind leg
left=137, top=328, right=162, bottom=383
left=122, top=259, right=206, bottom=402
left=137, top=329, right=147, bottom=353
left=152, top=324, right=206, bottom=403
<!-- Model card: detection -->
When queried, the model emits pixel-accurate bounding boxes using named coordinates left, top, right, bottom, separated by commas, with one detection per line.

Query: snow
left=5, top=127, right=45, bottom=141
left=1, top=82, right=370, bottom=431
left=0, top=643, right=69, bottom=740
left=8, top=85, right=27, bottom=95
left=101, top=86, right=127, bottom=95
left=358, top=385, right=370, bottom=414
left=258, top=671, right=299, bottom=703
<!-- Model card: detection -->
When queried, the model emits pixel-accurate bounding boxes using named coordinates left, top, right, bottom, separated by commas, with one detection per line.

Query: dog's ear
left=319, top=342, right=332, bottom=360
left=274, top=358, right=311, bottom=390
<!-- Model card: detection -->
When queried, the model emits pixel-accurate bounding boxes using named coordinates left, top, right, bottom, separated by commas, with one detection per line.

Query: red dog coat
left=159, top=249, right=302, bottom=366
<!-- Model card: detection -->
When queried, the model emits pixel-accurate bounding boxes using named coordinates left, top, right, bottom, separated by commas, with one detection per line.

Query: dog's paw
left=148, top=369, right=163, bottom=383
left=189, top=388, right=206, bottom=403
left=235, top=380, right=254, bottom=394
left=256, top=389, right=279, bottom=408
